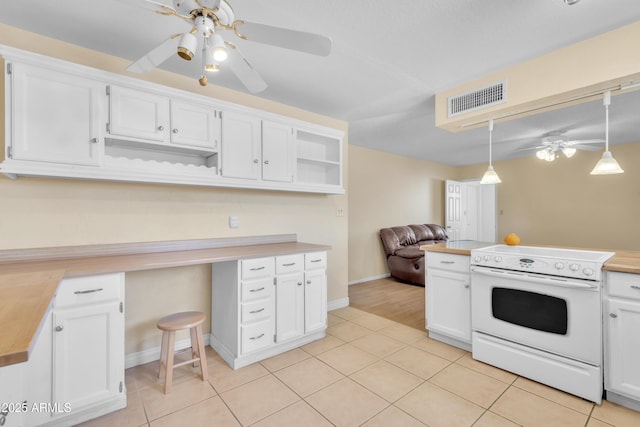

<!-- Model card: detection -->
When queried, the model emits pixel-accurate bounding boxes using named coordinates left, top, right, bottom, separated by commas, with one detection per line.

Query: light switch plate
left=229, top=215, right=240, bottom=228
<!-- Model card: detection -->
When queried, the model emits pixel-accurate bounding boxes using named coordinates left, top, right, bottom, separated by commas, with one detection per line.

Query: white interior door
left=445, top=180, right=497, bottom=242
left=445, top=180, right=464, bottom=240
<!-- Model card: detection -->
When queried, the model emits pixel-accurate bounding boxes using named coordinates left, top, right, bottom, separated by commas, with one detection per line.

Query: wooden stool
left=157, top=311, right=208, bottom=393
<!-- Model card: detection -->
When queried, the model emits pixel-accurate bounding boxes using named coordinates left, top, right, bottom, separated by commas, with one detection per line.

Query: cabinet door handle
left=306, top=280, right=312, bottom=284
left=282, top=262, right=296, bottom=266
left=440, top=261, right=455, bottom=264
left=264, top=160, right=270, bottom=165
left=249, top=266, right=265, bottom=271
left=249, top=333, right=264, bottom=340
left=610, top=313, right=618, bottom=318
left=55, top=325, right=64, bottom=332
left=249, top=308, right=264, bottom=314
left=630, top=285, right=640, bottom=290
left=172, top=128, right=179, bottom=134
left=464, top=284, right=470, bottom=289
left=249, top=287, right=265, bottom=293
left=298, top=282, right=303, bottom=286
left=90, top=137, right=99, bottom=143
left=253, top=159, right=259, bottom=164
left=74, top=288, right=103, bottom=295
left=158, top=125, right=165, bottom=131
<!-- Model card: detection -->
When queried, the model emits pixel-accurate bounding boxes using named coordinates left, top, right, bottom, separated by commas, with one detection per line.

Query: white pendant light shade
left=590, top=151, right=624, bottom=175
left=480, top=119, right=502, bottom=185
left=481, top=165, right=502, bottom=184
left=591, top=91, right=624, bottom=175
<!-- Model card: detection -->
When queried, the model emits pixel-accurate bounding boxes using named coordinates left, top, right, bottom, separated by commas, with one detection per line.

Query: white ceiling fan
left=521, top=131, right=604, bottom=162
left=122, top=0, right=332, bottom=93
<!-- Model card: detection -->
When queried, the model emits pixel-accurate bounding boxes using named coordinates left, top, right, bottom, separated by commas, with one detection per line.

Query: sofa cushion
left=427, top=224, right=448, bottom=240
left=390, top=226, right=417, bottom=246
left=409, top=224, right=435, bottom=241
left=395, top=246, right=423, bottom=258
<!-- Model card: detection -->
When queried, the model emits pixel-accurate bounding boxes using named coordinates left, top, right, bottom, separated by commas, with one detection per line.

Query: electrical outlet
left=336, top=207, right=345, bottom=217
left=229, top=215, right=240, bottom=228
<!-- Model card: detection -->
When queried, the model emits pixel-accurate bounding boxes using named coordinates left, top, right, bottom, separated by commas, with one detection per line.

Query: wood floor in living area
left=348, top=277, right=425, bottom=331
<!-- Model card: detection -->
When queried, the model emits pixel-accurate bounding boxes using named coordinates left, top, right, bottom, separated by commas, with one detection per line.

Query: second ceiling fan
left=124, top=0, right=332, bottom=93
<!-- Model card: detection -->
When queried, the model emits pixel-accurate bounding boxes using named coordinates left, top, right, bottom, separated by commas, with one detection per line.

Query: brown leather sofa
left=379, top=224, right=448, bottom=286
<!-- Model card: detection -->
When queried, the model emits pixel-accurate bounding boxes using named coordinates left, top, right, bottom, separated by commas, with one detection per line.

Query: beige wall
left=458, top=142, right=640, bottom=251
left=347, top=145, right=458, bottom=283
left=0, top=25, right=349, bottom=354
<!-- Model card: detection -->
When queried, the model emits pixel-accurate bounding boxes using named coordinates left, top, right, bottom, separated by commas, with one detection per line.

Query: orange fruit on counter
left=504, top=233, right=521, bottom=246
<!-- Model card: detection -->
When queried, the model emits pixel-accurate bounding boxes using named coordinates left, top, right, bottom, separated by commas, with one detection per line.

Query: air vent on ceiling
left=448, top=81, right=506, bottom=117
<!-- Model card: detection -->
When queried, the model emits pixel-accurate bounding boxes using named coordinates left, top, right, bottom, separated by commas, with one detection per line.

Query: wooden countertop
left=422, top=241, right=640, bottom=274
left=0, top=237, right=329, bottom=368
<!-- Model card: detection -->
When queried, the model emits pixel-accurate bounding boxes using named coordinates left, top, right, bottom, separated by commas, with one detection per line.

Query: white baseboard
left=328, top=297, right=349, bottom=311
left=348, top=273, right=390, bottom=285
left=125, top=334, right=211, bottom=369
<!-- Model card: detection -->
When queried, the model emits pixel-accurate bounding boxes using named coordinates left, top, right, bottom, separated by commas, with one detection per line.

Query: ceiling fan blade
left=565, top=139, right=605, bottom=145
left=572, top=144, right=603, bottom=152
left=234, top=21, right=332, bottom=56
left=226, top=45, right=268, bottom=93
left=127, top=35, right=181, bottom=73
left=114, top=0, right=175, bottom=13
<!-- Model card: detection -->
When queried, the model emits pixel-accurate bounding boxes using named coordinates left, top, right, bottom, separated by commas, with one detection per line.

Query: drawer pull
left=249, top=266, right=265, bottom=271
left=249, top=333, right=265, bottom=340
left=249, top=308, right=265, bottom=314
left=440, top=261, right=455, bottom=264
left=282, top=262, right=296, bottom=266
left=74, top=288, right=103, bottom=295
left=310, top=259, right=322, bottom=263
left=249, top=287, right=265, bottom=293
left=631, top=285, right=640, bottom=290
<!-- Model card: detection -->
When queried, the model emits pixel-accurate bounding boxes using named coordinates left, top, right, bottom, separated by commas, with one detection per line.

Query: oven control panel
left=471, top=251, right=605, bottom=280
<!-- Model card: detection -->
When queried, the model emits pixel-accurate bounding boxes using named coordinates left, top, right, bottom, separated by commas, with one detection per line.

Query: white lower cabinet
left=426, top=252, right=471, bottom=351
left=0, top=362, right=25, bottom=427
left=211, top=252, right=327, bottom=369
left=605, top=271, right=640, bottom=410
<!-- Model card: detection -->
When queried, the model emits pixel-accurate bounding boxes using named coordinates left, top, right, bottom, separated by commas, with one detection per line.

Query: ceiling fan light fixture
left=177, top=32, right=198, bottom=61
left=563, top=0, right=581, bottom=5
left=205, top=47, right=220, bottom=72
left=211, top=34, right=228, bottom=62
left=562, top=147, right=577, bottom=158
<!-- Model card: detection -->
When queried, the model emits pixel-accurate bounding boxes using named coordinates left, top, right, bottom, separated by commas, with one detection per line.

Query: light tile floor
left=79, top=307, right=640, bottom=427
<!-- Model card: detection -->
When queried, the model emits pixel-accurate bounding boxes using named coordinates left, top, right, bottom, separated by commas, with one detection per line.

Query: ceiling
left=2, top=0, right=640, bottom=166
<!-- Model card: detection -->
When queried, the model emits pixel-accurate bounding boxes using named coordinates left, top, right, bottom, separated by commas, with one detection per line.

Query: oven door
left=471, top=266, right=601, bottom=365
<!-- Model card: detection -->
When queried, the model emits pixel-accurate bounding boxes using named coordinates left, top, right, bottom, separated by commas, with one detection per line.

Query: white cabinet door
left=606, top=298, right=640, bottom=399
left=0, top=362, right=24, bottom=427
left=262, top=121, right=293, bottom=183
left=52, top=300, right=124, bottom=413
left=426, top=269, right=471, bottom=343
left=275, top=272, right=304, bottom=342
left=170, top=100, right=221, bottom=150
left=220, top=111, right=261, bottom=179
left=109, top=85, right=170, bottom=143
left=304, top=269, right=327, bottom=333
left=11, top=62, right=102, bottom=166
left=23, top=310, right=53, bottom=426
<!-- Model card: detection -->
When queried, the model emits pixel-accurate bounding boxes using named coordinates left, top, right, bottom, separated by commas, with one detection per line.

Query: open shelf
left=295, top=129, right=342, bottom=187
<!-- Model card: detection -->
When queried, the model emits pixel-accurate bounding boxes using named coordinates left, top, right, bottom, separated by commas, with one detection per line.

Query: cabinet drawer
left=241, top=277, right=273, bottom=302
left=55, top=273, right=123, bottom=309
left=427, top=252, right=469, bottom=273
left=241, top=320, right=274, bottom=354
left=241, top=299, right=273, bottom=324
left=305, top=252, right=327, bottom=270
left=607, top=271, right=640, bottom=301
left=276, top=254, right=303, bottom=274
left=241, top=257, right=274, bottom=280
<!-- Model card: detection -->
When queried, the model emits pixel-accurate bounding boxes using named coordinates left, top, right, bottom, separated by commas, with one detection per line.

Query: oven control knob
left=474, top=256, right=481, bottom=262
left=583, top=268, right=594, bottom=277
left=569, top=263, right=580, bottom=272
left=484, top=255, right=491, bottom=261
left=494, top=256, right=502, bottom=262
left=554, top=262, right=565, bottom=270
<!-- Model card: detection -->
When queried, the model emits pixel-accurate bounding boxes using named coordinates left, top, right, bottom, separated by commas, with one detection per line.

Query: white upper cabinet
left=262, top=120, right=294, bottom=183
left=170, top=99, right=221, bottom=150
left=10, top=62, right=102, bottom=166
left=220, top=110, right=261, bottom=180
left=108, top=85, right=170, bottom=143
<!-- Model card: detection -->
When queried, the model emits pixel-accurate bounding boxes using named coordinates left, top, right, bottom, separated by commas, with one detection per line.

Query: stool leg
left=195, top=324, right=208, bottom=381
left=158, top=331, right=168, bottom=379
left=164, top=331, right=175, bottom=394
left=190, top=327, right=198, bottom=368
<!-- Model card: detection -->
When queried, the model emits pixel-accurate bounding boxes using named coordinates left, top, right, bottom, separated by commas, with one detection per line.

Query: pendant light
left=480, top=119, right=502, bottom=184
left=590, top=91, right=624, bottom=175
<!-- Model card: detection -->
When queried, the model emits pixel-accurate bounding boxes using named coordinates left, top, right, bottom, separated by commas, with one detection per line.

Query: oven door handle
left=470, top=267, right=598, bottom=289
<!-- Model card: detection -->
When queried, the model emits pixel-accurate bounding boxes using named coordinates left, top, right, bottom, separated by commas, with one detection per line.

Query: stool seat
left=157, top=311, right=205, bottom=331
left=157, top=310, right=208, bottom=394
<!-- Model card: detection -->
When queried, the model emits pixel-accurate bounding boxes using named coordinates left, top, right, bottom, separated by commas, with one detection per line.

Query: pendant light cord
left=488, top=119, right=494, bottom=166
left=604, top=92, right=610, bottom=152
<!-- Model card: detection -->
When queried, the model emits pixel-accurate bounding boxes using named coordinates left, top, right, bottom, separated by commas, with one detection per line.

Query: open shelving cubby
left=295, top=129, right=342, bottom=187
